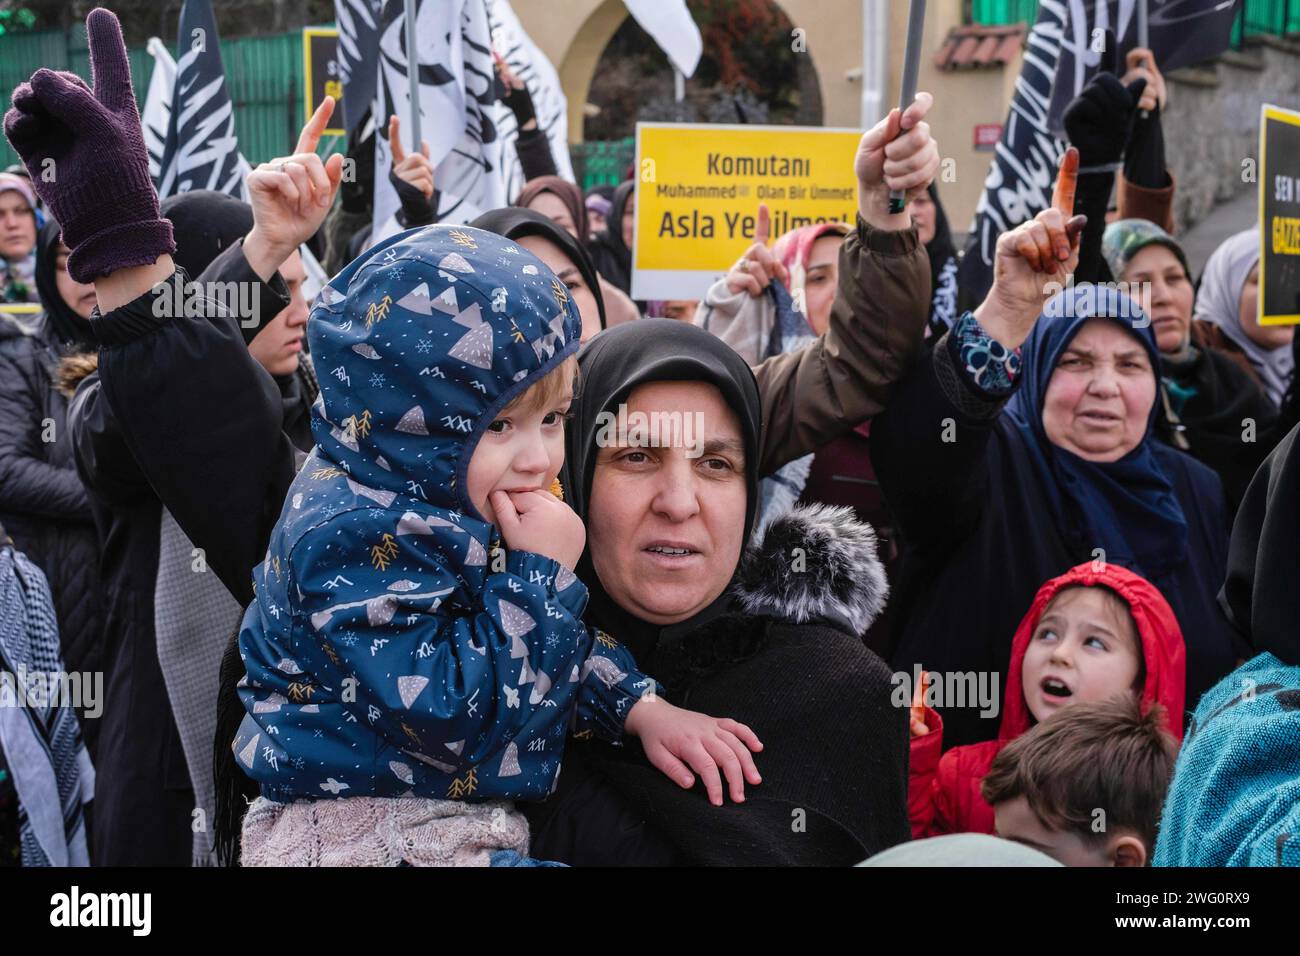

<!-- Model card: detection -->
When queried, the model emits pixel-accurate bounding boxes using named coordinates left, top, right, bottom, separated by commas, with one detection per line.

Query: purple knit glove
left=3, top=8, right=174, bottom=282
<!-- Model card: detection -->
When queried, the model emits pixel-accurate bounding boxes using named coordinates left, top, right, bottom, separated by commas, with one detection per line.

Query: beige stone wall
left=513, top=0, right=1018, bottom=230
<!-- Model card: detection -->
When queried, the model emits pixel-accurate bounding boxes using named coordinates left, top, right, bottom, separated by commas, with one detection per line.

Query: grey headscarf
left=1194, top=228, right=1294, bottom=406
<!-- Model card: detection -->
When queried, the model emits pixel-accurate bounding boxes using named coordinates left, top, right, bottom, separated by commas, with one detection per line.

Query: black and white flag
left=957, top=0, right=1069, bottom=307
left=157, top=0, right=245, bottom=198
left=1046, top=0, right=1238, bottom=135
left=372, top=0, right=505, bottom=238
left=335, top=0, right=384, bottom=137
left=485, top=0, right=574, bottom=199
left=142, top=37, right=175, bottom=183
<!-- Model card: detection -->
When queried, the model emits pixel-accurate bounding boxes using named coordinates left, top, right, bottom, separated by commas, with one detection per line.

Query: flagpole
left=404, top=0, right=421, bottom=151
left=1136, top=0, right=1150, bottom=119
left=889, top=0, right=927, bottom=214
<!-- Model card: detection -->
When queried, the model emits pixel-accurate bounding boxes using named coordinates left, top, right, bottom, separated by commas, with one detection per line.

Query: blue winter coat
left=233, top=225, right=645, bottom=804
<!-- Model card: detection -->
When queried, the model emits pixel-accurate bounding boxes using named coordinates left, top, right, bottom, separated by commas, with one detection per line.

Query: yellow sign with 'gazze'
left=631, top=123, right=862, bottom=300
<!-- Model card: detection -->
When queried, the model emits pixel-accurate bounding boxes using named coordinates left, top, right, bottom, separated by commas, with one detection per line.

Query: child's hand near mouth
left=490, top=487, right=586, bottom=571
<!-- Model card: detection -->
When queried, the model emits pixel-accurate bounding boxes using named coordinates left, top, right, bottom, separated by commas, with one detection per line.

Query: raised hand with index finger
left=3, top=7, right=175, bottom=282
left=973, top=147, right=1087, bottom=351
left=242, top=95, right=346, bottom=280
left=385, top=114, right=438, bottom=228
left=723, top=203, right=790, bottom=298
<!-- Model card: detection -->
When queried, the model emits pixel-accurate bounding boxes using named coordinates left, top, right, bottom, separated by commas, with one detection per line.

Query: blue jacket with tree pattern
left=232, top=225, right=645, bottom=804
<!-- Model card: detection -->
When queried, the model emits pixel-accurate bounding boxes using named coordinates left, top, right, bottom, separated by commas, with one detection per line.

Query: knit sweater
left=241, top=795, right=529, bottom=866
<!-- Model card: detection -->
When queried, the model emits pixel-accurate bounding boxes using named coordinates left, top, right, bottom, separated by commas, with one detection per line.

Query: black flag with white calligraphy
left=956, top=0, right=1069, bottom=307
left=335, top=0, right=384, bottom=136
left=157, top=0, right=244, bottom=198
left=1046, top=0, right=1238, bottom=136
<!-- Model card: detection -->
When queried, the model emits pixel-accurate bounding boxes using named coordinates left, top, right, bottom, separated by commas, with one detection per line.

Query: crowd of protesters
left=0, top=7, right=1296, bottom=868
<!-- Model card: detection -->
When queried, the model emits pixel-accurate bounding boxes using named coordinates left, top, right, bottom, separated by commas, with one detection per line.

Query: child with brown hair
left=983, top=693, right=1178, bottom=866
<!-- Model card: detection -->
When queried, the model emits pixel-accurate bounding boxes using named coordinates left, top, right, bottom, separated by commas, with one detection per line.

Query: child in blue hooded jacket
left=231, top=225, right=761, bottom=865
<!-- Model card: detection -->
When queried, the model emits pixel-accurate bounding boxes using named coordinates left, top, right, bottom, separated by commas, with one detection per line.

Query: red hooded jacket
left=908, top=563, right=1186, bottom=838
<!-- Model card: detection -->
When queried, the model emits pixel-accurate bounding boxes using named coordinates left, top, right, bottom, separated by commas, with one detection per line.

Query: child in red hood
left=908, top=562, right=1185, bottom=838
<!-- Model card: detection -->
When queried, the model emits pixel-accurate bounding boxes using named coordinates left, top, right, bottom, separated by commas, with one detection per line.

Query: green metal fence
left=0, top=25, right=326, bottom=172
left=570, top=137, right=634, bottom=190
left=1232, top=0, right=1300, bottom=45
left=972, top=0, right=1300, bottom=45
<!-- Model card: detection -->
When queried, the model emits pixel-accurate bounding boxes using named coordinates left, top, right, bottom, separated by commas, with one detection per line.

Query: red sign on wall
left=973, top=124, right=1002, bottom=151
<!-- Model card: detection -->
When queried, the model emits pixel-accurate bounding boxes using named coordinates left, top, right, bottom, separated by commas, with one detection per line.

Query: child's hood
left=308, top=225, right=581, bottom=517
left=998, top=563, right=1187, bottom=743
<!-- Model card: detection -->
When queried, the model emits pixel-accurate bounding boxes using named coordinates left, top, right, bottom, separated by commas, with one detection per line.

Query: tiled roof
left=934, top=23, right=1027, bottom=70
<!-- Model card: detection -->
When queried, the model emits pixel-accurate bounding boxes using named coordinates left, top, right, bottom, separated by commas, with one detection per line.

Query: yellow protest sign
left=1260, top=104, right=1300, bottom=325
left=632, top=123, right=861, bottom=300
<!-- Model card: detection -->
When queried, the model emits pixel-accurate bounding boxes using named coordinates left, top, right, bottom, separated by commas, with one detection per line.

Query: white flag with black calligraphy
left=142, top=38, right=176, bottom=183
left=335, top=0, right=384, bottom=136
left=485, top=0, right=574, bottom=199
left=372, top=0, right=505, bottom=238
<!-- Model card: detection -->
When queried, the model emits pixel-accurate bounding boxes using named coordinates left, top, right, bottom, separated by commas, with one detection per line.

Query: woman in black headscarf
left=0, top=218, right=103, bottom=733
left=523, top=318, right=909, bottom=866
left=508, top=181, right=644, bottom=330
left=586, top=180, right=634, bottom=295
left=472, top=206, right=606, bottom=341
left=909, top=184, right=959, bottom=337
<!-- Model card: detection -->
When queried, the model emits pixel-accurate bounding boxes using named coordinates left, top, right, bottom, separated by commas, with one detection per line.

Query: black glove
left=388, top=164, right=436, bottom=228
left=1063, top=72, right=1148, bottom=169
left=1124, top=105, right=1170, bottom=190
left=500, top=80, right=536, bottom=129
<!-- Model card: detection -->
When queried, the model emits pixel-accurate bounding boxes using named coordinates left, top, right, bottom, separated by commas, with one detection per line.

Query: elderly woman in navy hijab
left=873, top=273, right=1238, bottom=749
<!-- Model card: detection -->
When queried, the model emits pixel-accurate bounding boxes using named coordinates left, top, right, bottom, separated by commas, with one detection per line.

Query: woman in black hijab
left=909, top=183, right=959, bottom=336
left=0, top=217, right=102, bottom=731
left=524, top=319, right=909, bottom=865
left=586, top=180, right=634, bottom=295
left=472, top=206, right=606, bottom=339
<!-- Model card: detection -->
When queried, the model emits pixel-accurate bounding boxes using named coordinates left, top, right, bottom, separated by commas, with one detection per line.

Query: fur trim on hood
left=55, top=351, right=98, bottom=397
left=732, top=502, right=888, bottom=635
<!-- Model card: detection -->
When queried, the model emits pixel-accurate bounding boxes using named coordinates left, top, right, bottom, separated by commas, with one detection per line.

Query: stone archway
left=514, top=0, right=864, bottom=142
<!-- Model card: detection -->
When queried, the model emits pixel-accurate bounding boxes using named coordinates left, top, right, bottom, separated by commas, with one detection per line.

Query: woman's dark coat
left=525, top=503, right=909, bottom=865
left=0, top=220, right=103, bottom=726
left=871, top=326, right=1240, bottom=749
left=66, top=240, right=310, bottom=865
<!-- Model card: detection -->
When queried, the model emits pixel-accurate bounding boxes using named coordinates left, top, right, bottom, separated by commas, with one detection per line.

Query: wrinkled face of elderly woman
left=1041, top=318, right=1157, bottom=463
left=586, top=380, right=748, bottom=626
